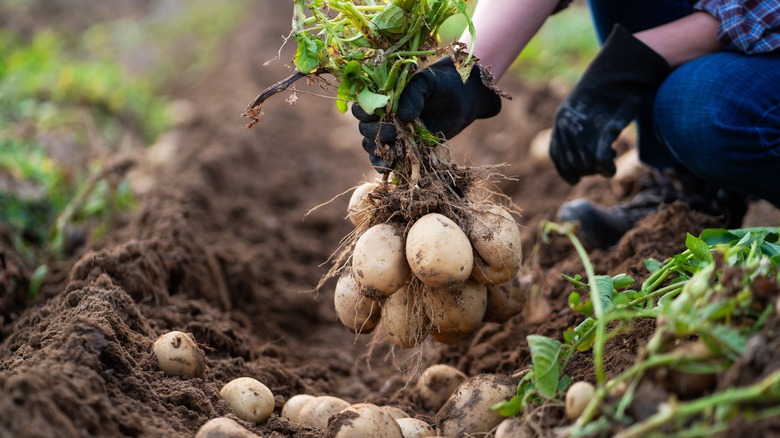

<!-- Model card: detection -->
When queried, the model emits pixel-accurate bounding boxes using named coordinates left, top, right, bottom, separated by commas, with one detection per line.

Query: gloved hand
left=549, top=24, right=671, bottom=185
left=352, top=56, right=502, bottom=173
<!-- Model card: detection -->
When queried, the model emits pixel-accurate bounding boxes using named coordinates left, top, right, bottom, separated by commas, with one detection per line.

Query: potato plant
left=492, top=225, right=780, bottom=437
left=242, top=0, right=524, bottom=349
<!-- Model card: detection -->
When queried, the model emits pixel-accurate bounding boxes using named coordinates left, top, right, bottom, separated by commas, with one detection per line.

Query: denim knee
left=654, top=53, right=780, bottom=205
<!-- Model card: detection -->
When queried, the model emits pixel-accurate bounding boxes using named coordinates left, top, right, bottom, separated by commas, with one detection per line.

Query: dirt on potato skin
left=1, top=2, right=779, bottom=438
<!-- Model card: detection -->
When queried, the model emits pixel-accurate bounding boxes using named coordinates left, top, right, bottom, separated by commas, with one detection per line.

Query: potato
left=528, top=128, right=552, bottom=166
left=495, top=418, right=528, bottom=438
left=565, top=381, right=595, bottom=420
left=435, top=374, right=517, bottom=437
left=483, top=275, right=528, bottom=323
left=281, top=394, right=316, bottom=423
left=297, top=395, right=351, bottom=429
left=468, top=205, right=522, bottom=285
left=428, top=280, right=487, bottom=345
left=406, top=213, right=473, bottom=289
left=381, top=286, right=429, bottom=349
left=219, top=377, right=275, bottom=423
left=325, top=403, right=403, bottom=438
left=416, top=364, right=467, bottom=412
left=348, top=181, right=380, bottom=226
left=194, top=417, right=257, bottom=438
left=334, top=267, right=381, bottom=334
left=352, top=223, right=410, bottom=300
left=380, top=406, right=410, bottom=420
left=152, top=331, right=206, bottom=378
left=396, top=418, right=434, bottom=438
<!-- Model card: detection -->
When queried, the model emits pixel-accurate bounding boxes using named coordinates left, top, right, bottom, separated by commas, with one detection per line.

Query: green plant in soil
left=494, top=224, right=780, bottom=436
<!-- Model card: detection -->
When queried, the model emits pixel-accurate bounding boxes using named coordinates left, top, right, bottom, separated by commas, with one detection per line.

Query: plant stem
left=614, top=370, right=780, bottom=438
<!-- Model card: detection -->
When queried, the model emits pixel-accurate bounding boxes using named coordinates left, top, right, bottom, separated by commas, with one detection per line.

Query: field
left=1, top=2, right=779, bottom=437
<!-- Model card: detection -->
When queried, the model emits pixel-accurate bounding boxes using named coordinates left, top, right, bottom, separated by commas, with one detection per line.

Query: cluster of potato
left=152, top=331, right=524, bottom=437
left=335, top=181, right=525, bottom=347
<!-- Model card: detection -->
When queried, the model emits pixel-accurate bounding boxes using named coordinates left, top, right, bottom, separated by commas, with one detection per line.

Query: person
left=353, top=0, right=780, bottom=249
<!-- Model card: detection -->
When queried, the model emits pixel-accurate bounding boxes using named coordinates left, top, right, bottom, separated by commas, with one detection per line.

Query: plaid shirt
left=695, top=0, right=780, bottom=53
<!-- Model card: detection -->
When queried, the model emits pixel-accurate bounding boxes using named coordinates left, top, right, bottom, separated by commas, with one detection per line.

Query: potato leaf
left=686, top=232, right=713, bottom=263
left=357, top=88, right=390, bottom=115
left=293, top=32, right=324, bottom=73
left=592, top=275, right=614, bottom=316
left=371, top=3, right=408, bottom=34
left=527, top=335, right=562, bottom=398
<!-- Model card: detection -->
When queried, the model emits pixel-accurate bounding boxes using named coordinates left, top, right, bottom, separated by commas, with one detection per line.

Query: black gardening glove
left=549, top=24, right=671, bottom=185
left=352, top=56, right=502, bottom=173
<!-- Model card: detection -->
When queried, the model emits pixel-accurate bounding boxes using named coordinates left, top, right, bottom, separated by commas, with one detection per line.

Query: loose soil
left=2, top=3, right=779, bottom=438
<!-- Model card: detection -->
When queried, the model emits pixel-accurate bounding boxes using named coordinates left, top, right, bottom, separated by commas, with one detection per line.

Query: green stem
left=614, top=370, right=780, bottom=438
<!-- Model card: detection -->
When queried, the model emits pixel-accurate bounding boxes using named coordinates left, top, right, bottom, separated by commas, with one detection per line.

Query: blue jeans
left=587, top=0, right=780, bottom=207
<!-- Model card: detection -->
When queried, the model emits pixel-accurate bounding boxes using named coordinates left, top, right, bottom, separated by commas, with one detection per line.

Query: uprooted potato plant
left=243, top=0, right=524, bottom=351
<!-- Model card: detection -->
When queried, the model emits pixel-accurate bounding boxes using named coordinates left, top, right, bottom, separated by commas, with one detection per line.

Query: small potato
left=380, top=406, right=410, bottom=420
left=436, top=374, right=517, bottom=437
left=281, top=394, right=316, bottom=423
left=406, top=213, right=473, bottom=289
left=416, top=364, right=467, bottom=412
left=428, top=280, right=487, bottom=345
left=396, top=418, right=434, bottom=438
left=352, top=223, right=410, bottom=300
left=194, top=417, right=257, bottom=438
left=483, top=275, right=529, bottom=323
left=565, top=381, right=596, bottom=420
left=219, top=377, right=275, bottom=423
left=528, top=128, right=552, bottom=166
left=468, top=205, right=522, bottom=285
left=152, top=331, right=206, bottom=378
left=348, top=181, right=380, bottom=226
left=381, top=286, right=429, bottom=349
left=495, top=418, right=528, bottom=438
left=325, top=403, right=403, bottom=438
left=297, top=395, right=351, bottom=430
left=334, top=267, right=381, bottom=334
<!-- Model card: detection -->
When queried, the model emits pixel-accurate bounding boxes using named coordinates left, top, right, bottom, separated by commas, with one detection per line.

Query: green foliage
left=0, top=1, right=246, bottom=266
left=495, top=224, right=780, bottom=434
left=288, top=0, right=475, bottom=116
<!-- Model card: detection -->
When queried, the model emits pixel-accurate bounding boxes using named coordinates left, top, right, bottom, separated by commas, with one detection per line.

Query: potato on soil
left=483, top=275, right=528, bottom=323
left=406, top=213, right=473, bottom=289
left=324, top=403, right=403, bottom=438
left=334, top=267, right=380, bottom=334
left=436, top=373, right=517, bottom=437
left=468, top=205, right=522, bottom=285
left=297, top=395, right=351, bottom=429
left=416, top=364, right=468, bottom=412
left=655, top=340, right=717, bottom=398
left=352, top=223, right=410, bottom=300
left=281, top=394, right=316, bottom=423
left=348, top=181, right=380, bottom=226
left=152, top=330, right=206, bottom=378
left=194, top=417, right=257, bottom=438
left=381, top=286, right=430, bottom=349
left=219, top=377, right=275, bottom=423
left=565, top=381, right=596, bottom=420
left=396, top=418, right=434, bottom=438
left=428, top=279, right=487, bottom=345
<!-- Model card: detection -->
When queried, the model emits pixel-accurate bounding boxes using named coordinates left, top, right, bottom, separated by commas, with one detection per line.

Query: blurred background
left=0, top=0, right=596, bottom=296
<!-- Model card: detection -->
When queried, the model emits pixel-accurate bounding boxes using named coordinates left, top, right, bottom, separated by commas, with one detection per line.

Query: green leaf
left=335, top=61, right=363, bottom=113
left=568, top=292, right=592, bottom=316
left=686, top=232, right=713, bottom=263
left=371, top=3, right=408, bottom=34
left=293, top=32, right=324, bottom=73
left=644, top=258, right=662, bottom=274
left=572, top=319, right=597, bottom=352
left=612, top=273, right=634, bottom=290
left=527, top=335, right=562, bottom=398
left=592, top=275, right=614, bottom=315
left=356, top=88, right=390, bottom=115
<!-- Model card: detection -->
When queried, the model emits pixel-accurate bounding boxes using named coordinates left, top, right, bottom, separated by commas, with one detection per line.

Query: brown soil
left=2, top=3, right=779, bottom=438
